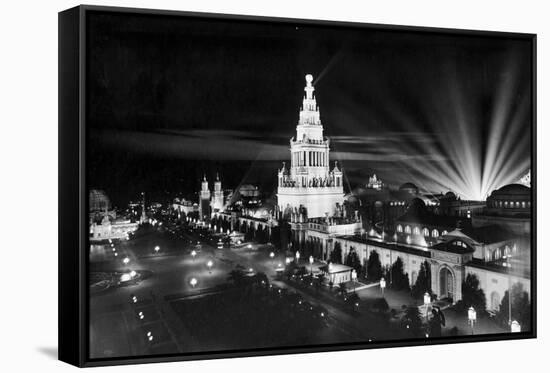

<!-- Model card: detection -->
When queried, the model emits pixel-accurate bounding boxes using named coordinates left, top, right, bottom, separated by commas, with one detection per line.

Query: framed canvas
left=58, top=5, right=536, bottom=367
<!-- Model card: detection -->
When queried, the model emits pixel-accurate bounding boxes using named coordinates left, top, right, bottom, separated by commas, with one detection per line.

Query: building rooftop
left=337, top=235, right=432, bottom=258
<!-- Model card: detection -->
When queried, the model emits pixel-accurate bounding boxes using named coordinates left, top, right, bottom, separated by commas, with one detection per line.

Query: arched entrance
left=439, top=266, right=455, bottom=301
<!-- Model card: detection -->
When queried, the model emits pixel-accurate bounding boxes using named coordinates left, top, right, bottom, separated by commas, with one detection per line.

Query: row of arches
left=490, top=200, right=530, bottom=209
left=485, top=244, right=518, bottom=262
left=397, top=224, right=448, bottom=238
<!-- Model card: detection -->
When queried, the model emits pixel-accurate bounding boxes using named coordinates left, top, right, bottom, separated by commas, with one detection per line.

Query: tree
left=330, top=242, right=343, bottom=264
left=344, top=248, right=362, bottom=274
left=390, top=257, right=410, bottom=291
left=366, top=250, right=383, bottom=282
left=344, top=293, right=361, bottom=311
left=402, top=306, right=424, bottom=337
left=460, top=273, right=487, bottom=314
left=253, top=272, right=269, bottom=287
left=411, top=260, right=432, bottom=299
left=315, top=273, right=326, bottom=292
left=496, top=282, right=531, bottom=329
left=338, top=282, right=347, bottom=296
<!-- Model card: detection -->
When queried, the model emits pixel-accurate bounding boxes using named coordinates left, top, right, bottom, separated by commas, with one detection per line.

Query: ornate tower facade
left=277, top=74, right=344, bottom=218
left=211, top=173, right=224, bottom=212
left=199, top=175, right=211, bottom=219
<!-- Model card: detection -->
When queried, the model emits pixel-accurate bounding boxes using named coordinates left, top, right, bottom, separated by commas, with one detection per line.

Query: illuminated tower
left=140, top=192, right=147, bottom=224
left=211, top=173, right=224, bottom=212
left=199, top=175, right=211, bottom=219
left=277, top=74, right=344, bottom=218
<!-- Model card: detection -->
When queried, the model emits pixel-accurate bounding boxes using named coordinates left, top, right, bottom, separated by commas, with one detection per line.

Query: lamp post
left=423, top=292, right=431, bottom=321
left=511, top=320, right=521, bottom=333
left=309, top=255, right=314, bottom=275
left=380, top=277, right=386, bottom=298
left=207, top=260, right=213, bottom=274
left=295, top=251, right=301, bottom=264
left=468, top=306, right=477, bottom=335
left=123, top=257, right=130, bottom=265
left=189, top=277, right=198, bottom=288
left=154, top=245, right=160, bottom=254
left=191, top=250, right=196, bottom=261
left=351, top=269, right=357, bottom=293
left=270, top=251, right=275, bottom=266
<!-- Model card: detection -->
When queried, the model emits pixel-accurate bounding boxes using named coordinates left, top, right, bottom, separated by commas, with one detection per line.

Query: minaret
left=211, top=173, right=224, bottom=212
left=276, top=74, right=344, bottom=218
left=199, top=175, right=211, bottom=219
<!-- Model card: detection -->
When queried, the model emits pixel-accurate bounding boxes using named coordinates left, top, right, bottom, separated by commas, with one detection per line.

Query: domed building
left=486, top=184, right=531, bottom=216
left=398, top=182, right=419, bottom=196
left=472, top=183, right=531, bottom=236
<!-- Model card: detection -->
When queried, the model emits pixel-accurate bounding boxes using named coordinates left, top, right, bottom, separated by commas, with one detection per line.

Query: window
left=422, top=228, right=430, bottom=237
left=405, top=226, right=411, bottom=234
left=504, top=245, right=511, bottom=256
left=413, top=227, right=420, bottom=235
left=432, top=229, right=439, bottom=238
left=442, top=230, right=448, bottom=236
left=521, top=201, right=526, bottom=208
left=406, top=235, right=411, bottom=244
left=397, top=224, right=403, bottom=233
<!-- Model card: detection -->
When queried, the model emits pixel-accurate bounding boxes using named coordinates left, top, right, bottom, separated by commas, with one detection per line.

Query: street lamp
left=328, top=262, right=335, bottom=284
left=511, top=320, right=521, bottom=333
left=190, top=277, right=198, bottom=288
left=295, top=251, right=301, bottom=264
left=468, top=306, right=477, bottom=335
left=154, top=245, right=160, bottom=253
left=130, top=270, right=137, bottom=278
left=380, top=277, right=386, bottom=298
left=146, top=331, right=153, bottom=342
left=351, top=269, right=357, bottom=293
left=123, top=257, right=130, bottom=265
left=191, top=250, right=196, bottom=261
left=207, top=260, right=213, bottom=274
left=309, top=256, right=314, bottom=275
left=423, top=292, right=431, bottom=321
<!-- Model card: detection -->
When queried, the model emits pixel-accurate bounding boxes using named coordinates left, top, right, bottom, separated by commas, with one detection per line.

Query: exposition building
left=272, top=74, right=531, bottom=312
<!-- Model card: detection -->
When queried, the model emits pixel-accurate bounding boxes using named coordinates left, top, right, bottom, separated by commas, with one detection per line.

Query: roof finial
left=305, top=74, right=313, bottom=86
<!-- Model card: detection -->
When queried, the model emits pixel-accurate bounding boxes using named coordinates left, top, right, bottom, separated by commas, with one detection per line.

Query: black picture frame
left=59, top=5, right=537, bottom=367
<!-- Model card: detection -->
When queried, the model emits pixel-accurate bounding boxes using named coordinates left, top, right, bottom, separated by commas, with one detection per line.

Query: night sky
left=86, top=11, right=533, bottom=207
